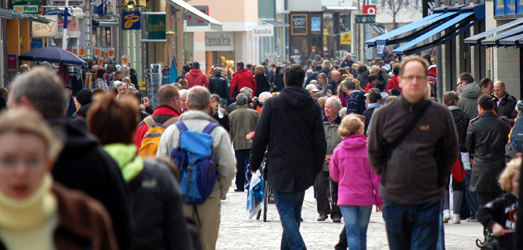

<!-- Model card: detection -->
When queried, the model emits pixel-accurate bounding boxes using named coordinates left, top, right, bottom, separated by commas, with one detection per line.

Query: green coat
left=229, top=105, right=259, bottom=150
left=323, top=118, right=342, bottom=171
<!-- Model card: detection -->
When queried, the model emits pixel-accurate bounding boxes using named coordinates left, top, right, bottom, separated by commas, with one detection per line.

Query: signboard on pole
left=13, top=5, right=38, bottom=13
left=376, top=41, right=386, bottom=57
left=142, top=13, right=166, bottom=42
left=355, top=15, right=375, bottom=24
left=340, top=31, right=352, bottom=45
left=362, top=5, right=377, bottom=15
left=32, top=15, right=58, bottom=37
left=122, top=11, right=141, bottom=30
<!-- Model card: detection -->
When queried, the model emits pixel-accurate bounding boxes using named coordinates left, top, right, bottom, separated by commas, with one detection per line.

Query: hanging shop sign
left=142, top=13, right=166, bottom=42
left=92, top=0, right=115, bottom=17
left=205, top=32, right=234, bottom=51
left=32, top=15, right=58, bottom=37
left=310, top=16, right=321, bottom=31
left=505, top=0, right=516, bottom=15
left=291, top=14, right=307, bottom=35
left=13, top=5, right=38, bottom=13
left=122, top=11, right=141, bottom=30
left=340, top=31, right=352, bottom=45
left=252, top=25, right=273, bottom=37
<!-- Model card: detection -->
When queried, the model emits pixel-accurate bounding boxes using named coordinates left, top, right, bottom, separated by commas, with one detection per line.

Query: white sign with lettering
left=205, top=32, right=234, bottom=51
left=32, top=16, right=58, bottom=37
left=252, top=25, right=274, bottom=37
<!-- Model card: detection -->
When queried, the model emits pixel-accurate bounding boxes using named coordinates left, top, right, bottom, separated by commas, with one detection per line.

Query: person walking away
left=316, top=97, right=343, bottom=222
left=367, top=56, right=459, bottom=250
left=493, top=80, right=517, bottom=121
left=230, top=62, right=257, bottom=99
left=185, top=62, right=209, bottom=89
left=157, top=86, right=236, bottom=250
left=330, top=114, right=383, bottom=250
left=254, top=65, right=271, bottom=97
left=457, top=73, right=481, bottom=119
left=273, top=66, right=285, bottom=92
left=134, top=85, right=182, bottom=156
left=9, top=67, right=132, bottom=250
left=345, top=79, right=367, bottom=115
left=209, top=67, right=229, bottom=106
left=466, top=94, right=511, bottom=206
left=362, top=89, right=381, bottom=134
left=0, top=109, right=119, bottom=250
left=88, top=94, right=193, bottom=250
left=71, top=88, right=93, bottom=131
left=250, top=65, right=327, bottom=250
left=442, top=91, right=469, bottom=224
left=229, top=94, right=259, bottom=192
left=477, top=157, right=519, bottom=250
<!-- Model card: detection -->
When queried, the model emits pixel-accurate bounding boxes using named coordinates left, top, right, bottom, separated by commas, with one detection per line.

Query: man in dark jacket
left=368, top=56, right=458, bottom=250
left=340, top=53, right=354, bottom=69
left=493, top=80, right=517, bottom=120
left=230, top=62, right=257, bottom=99
left=71, top=88, right=92, bottom=131
left=9, top=67, right=132, bottom=250
left=250, top=65, right=327, bottom=250
left=466, top=94, right=511, bottom=206
left=357, top=65, right=369, bottom=89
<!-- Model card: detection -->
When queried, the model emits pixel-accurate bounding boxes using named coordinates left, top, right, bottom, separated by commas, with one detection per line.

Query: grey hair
left=240, top=87, right=253, bottom=96
left=179, top=89, right=188, bottom=97
left=186, top=86, right=211, bottom=110
left=10, top=67, right=67, bottom=116
left=236, top=93, right=248, bottom=105
left=326, top=96, right=342, bottom=110
left=258, top=92, right=272, bottom=104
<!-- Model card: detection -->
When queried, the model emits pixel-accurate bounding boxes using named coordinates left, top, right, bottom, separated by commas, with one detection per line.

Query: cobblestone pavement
left=217, top=186, right=484, bottom=250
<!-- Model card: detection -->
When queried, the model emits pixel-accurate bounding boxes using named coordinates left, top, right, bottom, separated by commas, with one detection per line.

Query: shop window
left=340, top=14, right=350, bottom=33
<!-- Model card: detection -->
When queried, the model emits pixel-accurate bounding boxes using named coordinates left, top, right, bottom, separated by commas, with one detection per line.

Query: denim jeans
left=234, top=149, right=250, bottom=191
left=464, top=170, right=479, bottom=217
left=339, top=206, right=372, bottom=250
left=383, top=200, right=441, bottom=250
left=272, top=190, right=307, bottom=250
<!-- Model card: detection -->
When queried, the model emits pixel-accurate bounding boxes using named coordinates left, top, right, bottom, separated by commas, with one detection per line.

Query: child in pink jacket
left=329, top=114, right=383, bottom=250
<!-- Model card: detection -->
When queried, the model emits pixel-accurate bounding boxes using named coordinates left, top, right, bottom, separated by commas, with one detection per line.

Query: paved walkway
left=217, top=186, right=484, bottom=250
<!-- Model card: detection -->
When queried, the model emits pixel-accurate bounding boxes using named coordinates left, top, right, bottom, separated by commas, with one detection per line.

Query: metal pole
left=62, top=0, right=69, bottom=49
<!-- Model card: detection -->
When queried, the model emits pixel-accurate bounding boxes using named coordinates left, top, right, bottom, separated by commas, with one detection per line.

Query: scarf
left=104, top=143, right=144, bottom=182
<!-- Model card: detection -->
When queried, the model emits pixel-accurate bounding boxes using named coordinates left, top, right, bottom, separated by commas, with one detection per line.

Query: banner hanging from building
left=142, top=13, right=166, bottom=42
left=122, top=11, right=141, bottom=30
left=340, top=31, right=352, bottom=45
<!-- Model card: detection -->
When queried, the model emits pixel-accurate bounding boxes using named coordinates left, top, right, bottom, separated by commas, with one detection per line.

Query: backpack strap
left=144, top=116, right=156, bottom=128
left=203, top=123, right=219, bottom=134
left=175, top=121, right=188, bottom=148
left=162, top=116, right=178, bottom=128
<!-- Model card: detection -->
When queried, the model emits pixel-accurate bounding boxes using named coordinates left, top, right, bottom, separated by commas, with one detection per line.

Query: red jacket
left=364, top=82, right=375, bottom=93
left=134, top=106, right=181, bottom=150
left=386, top=75, right=401, bottom=92
left=185, top=69, right=209, bottom=88
left=230, top=69, right=256, bottom=98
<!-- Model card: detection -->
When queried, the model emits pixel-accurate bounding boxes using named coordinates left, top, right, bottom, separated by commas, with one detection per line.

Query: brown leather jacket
left=0, top=183, right=119, bottom=250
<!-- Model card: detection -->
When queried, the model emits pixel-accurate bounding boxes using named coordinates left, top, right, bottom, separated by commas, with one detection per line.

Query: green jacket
left=229, top=105, right=259, bottom=150
left=323, top=116, right=342, bottom=171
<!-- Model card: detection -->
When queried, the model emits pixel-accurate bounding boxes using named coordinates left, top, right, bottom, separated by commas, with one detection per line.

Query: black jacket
left=466, top=112, right=511, bottom=192
left=449, top=106, right=470, bottom=152
left=250, top=86, right=327, bottom=193
left=129, top=159, right=193, bottom=250
left=477, top=193, right=517, bottom=250
left=357, top=70, right=369, bottom=89
left=209, top=76, right=229, bottom=100
left=254, top=74, right=271, bottom=96
left=495, top=92, right=518, bottom=120
left=49, top=118, right=132, bottom=250
left=273, top=71, right=284, bottom=92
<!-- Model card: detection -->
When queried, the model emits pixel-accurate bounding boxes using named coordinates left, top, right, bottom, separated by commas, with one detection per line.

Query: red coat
left=185, top=69, right=209, bottom=88
left=364, top=82, right=375, bottom=93
left=230, top=69, right=256, bottom=98
left=386, top=75, right=401, bottom=92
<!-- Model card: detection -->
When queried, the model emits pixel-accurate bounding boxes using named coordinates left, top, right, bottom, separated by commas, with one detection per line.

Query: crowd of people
left=0, top=52, right=521, bottom=250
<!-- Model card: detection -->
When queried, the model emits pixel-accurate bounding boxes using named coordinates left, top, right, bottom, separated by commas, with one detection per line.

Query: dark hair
left=443, top=91, right=459, bottom=106
left=183, top=65, right=191, bottom=72
left=459, top=73, right=474, bottom=84
left=368, top=74, right=378, bottom=82
left=284, top=65, right=305, bottom=87
left=237, top=61, right=245, bottom=69
left=96, top=68, right=106, bottom=79
left=158, top=84, right=179, bottom=106
left=88, top=94, right=139, bottom=145
left=368, top=88, right=382, bottom=103
left=393, top=65, right=400, bottom=75
left=423, top=54, right=432, bottom=64
left=478, top=94, right=495, bottom=111
left=192, top=62, right=200, bottom=69
left=358, top=65, right=367, bottom=74
left=479, top=77, right=492, bottom=89
left=246, top=64, right=253, bottom=70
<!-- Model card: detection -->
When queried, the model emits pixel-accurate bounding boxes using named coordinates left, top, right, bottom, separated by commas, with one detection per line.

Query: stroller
left=245, top=153, right=272, bottom=222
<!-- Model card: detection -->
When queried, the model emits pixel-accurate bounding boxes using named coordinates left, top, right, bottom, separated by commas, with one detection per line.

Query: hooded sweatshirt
left=459, top=82, right=482, bottom=119
left=329, top=135, right=383, bottom=207
left=185, top=69, right=209, bottom=88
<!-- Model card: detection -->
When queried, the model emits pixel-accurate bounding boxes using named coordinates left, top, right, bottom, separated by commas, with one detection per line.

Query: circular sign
left=367, top=6, right=376, bottom=14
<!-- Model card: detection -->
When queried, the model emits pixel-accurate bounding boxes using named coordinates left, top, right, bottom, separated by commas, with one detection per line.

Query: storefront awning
left=464, top=18, right=523, bottom=45
left=499, top=33, right=523, bottom=46
left=166, top=0, right=222, bottom=31
left=0, top=8, right=51, bottom=23
left=365, top=11, right=458, bottom=46
left=322, top=5, right=357, bottom=11
left=371, top=25, right=386, bottom=35
left=365, top=4, right=485, bottom=55
left=481, top=25, right=523, bottom=46
left=261, top=19, right=289, bottom=27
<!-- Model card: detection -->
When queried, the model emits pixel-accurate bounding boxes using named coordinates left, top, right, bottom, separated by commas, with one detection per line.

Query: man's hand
left=143, top=97, right=150, bottom=108
left=376, top=205, right=383, bottom=212
left=491, top=223, right=505, bottom=236
left=324, top=154, right=332, bottom=164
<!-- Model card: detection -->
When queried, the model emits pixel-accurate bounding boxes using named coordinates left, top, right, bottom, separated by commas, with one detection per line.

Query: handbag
left=476, top=234, right=498, bottom=250
left=451, top=157, right=466, bottom=182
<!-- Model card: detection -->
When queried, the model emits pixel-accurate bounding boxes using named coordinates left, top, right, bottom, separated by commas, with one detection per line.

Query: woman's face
left=319, top=76, right=326, bottom=84
left=211, top=99, right=219, bottom=111
left=0, top=132, right=50, bottom=199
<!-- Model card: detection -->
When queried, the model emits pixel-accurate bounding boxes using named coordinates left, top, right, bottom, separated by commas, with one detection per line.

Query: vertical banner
left=146, top=14, right=166, bottom=41
left=376, top=41, right=386, bottom=58
left=340, top=31, right=352, bottom=45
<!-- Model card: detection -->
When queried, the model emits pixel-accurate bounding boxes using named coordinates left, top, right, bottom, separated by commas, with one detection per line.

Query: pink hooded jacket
left=329, top=134, right=383, bottom=207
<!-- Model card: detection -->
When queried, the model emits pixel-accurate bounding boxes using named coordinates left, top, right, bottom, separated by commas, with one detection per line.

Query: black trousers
left=315, top=171, right=341, bottom=217
left=476, top=191, right=502, bottom=207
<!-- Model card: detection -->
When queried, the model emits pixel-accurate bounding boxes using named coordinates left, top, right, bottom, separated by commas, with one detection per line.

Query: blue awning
left=499, top=33, right=523, bottom=46
left=464, top=18, right=523, bottom=45
left=481, top=25, right=523, bottom=46
left=365, top=11, right=458, bottom=46
left=393, top=12, right=477, bottom=54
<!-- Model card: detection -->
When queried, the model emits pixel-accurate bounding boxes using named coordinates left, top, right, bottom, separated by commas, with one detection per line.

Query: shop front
left=204, top=32, right=235, bottom=74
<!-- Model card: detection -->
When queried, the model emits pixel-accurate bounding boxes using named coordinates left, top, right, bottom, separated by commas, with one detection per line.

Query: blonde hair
left=322, top=60, right=332, bottom=70
left=499, top=157, right=521, bottom=191
left=0, top=109, right=62, bottom=160
left=318, top=96, right=327, bottom=109
left=254, top=65, right=265, bottom=75
left=339, top=114, right=364, bottom=137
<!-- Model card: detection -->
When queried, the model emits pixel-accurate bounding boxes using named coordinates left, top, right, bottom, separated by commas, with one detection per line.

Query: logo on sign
left=362, top=5, right=377, bottom=15
left=376, top=42, right=386, bottom=57
left=122, top=11, right=140, bottom=30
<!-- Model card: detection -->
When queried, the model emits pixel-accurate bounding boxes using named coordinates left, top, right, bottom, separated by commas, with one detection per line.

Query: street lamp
left=127, top=0, right=135, bottom=9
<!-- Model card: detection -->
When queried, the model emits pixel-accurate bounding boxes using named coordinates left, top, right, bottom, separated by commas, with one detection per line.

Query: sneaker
left=317, top=214, right=328, bottom=221
left=466, top=217, right=478, bottom=222
left=442, top=209, right=451, bottom=223
left=450, top=214, right=461, bottom=224
left=332, top=216, right=342, bottom=223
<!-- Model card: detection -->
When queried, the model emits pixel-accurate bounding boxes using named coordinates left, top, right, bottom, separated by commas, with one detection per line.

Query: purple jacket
left=329, top=135, right=383, bottom=207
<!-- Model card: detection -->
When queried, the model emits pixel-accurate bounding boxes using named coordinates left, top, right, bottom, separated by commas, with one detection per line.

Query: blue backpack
left=170, top=121, right=218, bottom=205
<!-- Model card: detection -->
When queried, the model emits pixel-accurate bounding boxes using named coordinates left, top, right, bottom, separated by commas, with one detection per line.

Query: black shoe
left=234, top=189, right=244, bottom=192
left=332, top=216, right=342, bottom=223
left=317, top=214, right=328, bottom=221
